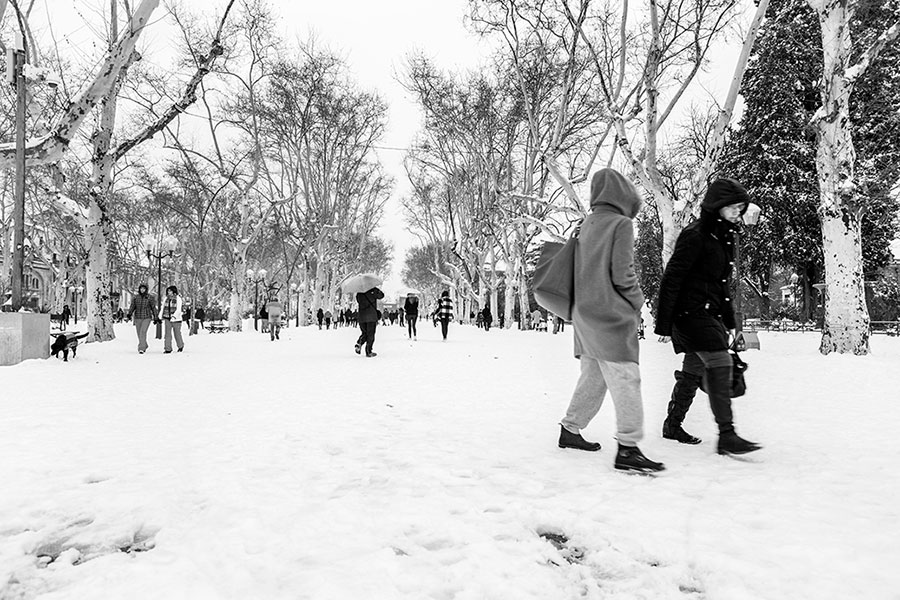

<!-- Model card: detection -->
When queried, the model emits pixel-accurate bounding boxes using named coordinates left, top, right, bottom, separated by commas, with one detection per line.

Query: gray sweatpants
left=134, top=318, right=151, bottom=352
left=163, top=320, right=184, bottom=352
left=561, top=357, right=644, bottom=447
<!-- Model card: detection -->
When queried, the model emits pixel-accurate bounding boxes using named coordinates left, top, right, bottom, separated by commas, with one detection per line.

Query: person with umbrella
left=342, top=273, right=385, bottom=357
left=355, top=286, right=384, bottom=357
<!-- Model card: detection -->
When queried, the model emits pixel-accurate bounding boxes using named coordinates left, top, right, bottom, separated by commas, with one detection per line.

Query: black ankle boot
left=717, top=430, right=761, bottom=455
left=558, top=426, right=601, bottom=451
left=615, top=444, right=666, bottom=473
left=662, top=420, right=702, bottom=444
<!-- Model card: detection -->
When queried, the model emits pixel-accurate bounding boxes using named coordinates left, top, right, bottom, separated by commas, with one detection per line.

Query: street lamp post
left=8, top=33, right=26, bottom=311
left=145, top=236, right=177, bottom=339
left=68, top=284, right=83, bottom=325
left=734, top=203, right=761, bottom=343
left=7, top=31, right=60, bottom=311
left=290, top=283, right=300, bottom=327
left=247, top=269, right=267, bottom=331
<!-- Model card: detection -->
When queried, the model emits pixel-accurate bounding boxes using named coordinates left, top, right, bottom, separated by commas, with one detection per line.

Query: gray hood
left=589, top=168, right=642, bottom=219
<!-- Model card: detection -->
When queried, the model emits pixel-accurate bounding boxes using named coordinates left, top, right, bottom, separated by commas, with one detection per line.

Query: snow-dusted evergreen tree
left=724, top=0, right=899, bottom=329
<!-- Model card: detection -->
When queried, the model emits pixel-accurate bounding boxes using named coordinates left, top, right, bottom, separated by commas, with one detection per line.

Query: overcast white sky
left=33, top=0, right=747, bottom=293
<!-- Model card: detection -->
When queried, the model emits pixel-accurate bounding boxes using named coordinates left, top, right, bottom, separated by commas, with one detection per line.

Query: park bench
left=207, top=319, right=228, bottom=333
left=870, top=321, right=900, bottom=336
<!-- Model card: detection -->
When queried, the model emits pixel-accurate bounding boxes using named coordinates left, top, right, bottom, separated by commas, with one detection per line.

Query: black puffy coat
left=356, top=287, right=385, bottom=323
left=654, top=209, right=739, bottom=353
left=403, top=296, right=419, bottom=316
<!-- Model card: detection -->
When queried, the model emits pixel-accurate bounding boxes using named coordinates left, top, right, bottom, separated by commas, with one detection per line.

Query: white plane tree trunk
left=807, top=1, right=900, bottom=354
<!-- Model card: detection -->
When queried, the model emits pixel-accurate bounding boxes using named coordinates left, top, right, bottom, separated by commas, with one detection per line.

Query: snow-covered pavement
left=2, top=322, right=898, bottom=599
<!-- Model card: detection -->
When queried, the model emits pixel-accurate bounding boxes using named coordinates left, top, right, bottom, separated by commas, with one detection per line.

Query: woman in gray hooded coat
left=558, top=168, right=664, bottom=473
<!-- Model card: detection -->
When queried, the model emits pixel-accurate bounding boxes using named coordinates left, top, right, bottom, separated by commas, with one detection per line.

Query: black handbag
left=730, top=350, right=748, bottom=397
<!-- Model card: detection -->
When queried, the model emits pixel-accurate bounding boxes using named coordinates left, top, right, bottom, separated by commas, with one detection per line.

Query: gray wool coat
left=572, top=169, right=644, bottom=363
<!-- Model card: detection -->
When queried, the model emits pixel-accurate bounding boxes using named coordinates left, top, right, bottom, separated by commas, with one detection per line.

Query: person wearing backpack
left=558, top=168, right=665, bottom=474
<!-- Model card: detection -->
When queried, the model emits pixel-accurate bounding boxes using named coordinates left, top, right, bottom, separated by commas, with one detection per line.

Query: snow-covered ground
left=1, top=321, right=898, bottom=600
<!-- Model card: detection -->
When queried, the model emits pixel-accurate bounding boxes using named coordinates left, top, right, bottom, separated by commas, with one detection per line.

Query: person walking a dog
left=158, top=285, right=185, bottom=354
left=126, top=283, right=157, bottom=354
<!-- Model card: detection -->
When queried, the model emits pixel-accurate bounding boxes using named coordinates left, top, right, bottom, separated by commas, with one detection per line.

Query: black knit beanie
left=701, top=178, right=750, bottom=213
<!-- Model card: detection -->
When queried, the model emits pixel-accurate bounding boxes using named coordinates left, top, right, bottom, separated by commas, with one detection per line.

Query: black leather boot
left=662, top=422, right=702, bottom=444
left=662, top=370, right=703, bottom=444
left=558, top=425, right=601, bottom=451
left=717, top=430, right=761, bottom=455
left=704, top=366, right=735, bottom=433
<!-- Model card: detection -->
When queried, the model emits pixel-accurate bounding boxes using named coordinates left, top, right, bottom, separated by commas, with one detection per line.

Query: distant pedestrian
left=60, top=304, right=71, bottom=328
left=324, top=309, right=332, bottom=330
left=355, top=287, right=384, bottom=357
left=552, top=315, right=565, bottom=334
left=434, top=291, right=454, bottom=341
left=531, top=308, right=543, bottom=331
left=126, top=283, right=156, bottom=354
left=655, top=178, right=761, bottom=456
left=404, top=293, right=419, bottom=340
left=158, top=285, right=184, bottom=354
left=317, top=307, right=324, bottom=330
left=482, top=305, right=493, bottom=332
left=398, top=307, right=405, bottom=327
left=266, top=296, right=283, bottom=340
left=559, top=168, right=664, bottom=473
left=260, top=305, right=269, bottom=333
left=195, top=306, right=206, bottom=329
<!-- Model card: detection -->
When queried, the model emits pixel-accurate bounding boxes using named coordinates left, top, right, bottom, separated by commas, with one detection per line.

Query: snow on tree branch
left=113, top=0, right=237, bottom=161
left=0, top=0, right=160, bottom=169
left=846, top=21, right=900, bottom=87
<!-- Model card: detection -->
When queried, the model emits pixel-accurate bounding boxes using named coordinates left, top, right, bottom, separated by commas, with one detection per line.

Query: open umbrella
left=341, top=273, right=383, bottom=294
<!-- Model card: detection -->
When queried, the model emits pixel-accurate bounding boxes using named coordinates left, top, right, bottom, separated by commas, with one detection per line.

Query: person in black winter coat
left=355, top=286, right=385, bottom=357
left=654, top=178, right=761, bottom=456
left=403, top=293, right=419, bottom=340
left=482, top=305, right=493, bottom=331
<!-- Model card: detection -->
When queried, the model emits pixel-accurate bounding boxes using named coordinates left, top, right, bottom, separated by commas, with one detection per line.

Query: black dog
left=50, top=332, right=89, bottom=361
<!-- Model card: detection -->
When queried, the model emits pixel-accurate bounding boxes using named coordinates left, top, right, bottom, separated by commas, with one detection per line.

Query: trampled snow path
left=1, top=321, right=898, bottom=599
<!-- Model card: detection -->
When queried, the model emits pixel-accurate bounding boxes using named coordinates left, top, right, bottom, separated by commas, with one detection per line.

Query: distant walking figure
left=404, top=293, right=419, bottom=340
left=482, top=305, right=493, bottom=332
left=126, top=283, right=156, bottom=354
left=158, top=285, right=184, bottom=354
left=355, top=287, right=385, bottom=357
left=434, top=291, right=454, bottom=341
left=266, top=296, right=283, bottom=341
